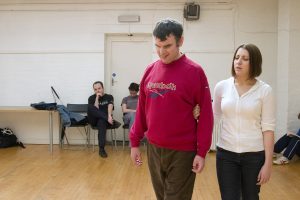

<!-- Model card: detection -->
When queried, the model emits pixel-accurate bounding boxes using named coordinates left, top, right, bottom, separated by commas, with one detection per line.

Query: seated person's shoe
left=113, top=120, right=121, bottom=128
left=273, top=156, right=289, bottom=165
left=107, top=120, right=121, bottom=129
left=99, top=149, right=108, bottom=158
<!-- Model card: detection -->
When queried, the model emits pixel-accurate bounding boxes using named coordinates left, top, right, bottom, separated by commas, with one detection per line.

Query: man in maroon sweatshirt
left=130, top=18, right=213, bottom=200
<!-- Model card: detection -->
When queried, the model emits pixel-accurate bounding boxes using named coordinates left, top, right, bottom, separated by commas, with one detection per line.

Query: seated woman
left=273, top=113, right=300, bottom=165
left=121, top=82, right=139, bottom=130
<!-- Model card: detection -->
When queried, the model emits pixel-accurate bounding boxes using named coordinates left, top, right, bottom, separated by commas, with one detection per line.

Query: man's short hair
left=231, top=44, right=262, bottom=79
left=93, top=81, right=103, bottom=88
left=153, top=18, right=183, bottom=43
left=128, top=82, right=139, bottom=92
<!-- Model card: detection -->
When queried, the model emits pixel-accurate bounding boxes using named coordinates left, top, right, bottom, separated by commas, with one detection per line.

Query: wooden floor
left=0, top=145, right=299, bottom=200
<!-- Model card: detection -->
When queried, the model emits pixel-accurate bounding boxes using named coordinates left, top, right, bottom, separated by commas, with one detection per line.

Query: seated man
left=88, top=81, right=117, bottom=158
left=273, top=113, right=300, bottom=165
left=121, top=82, right=139, bottom=131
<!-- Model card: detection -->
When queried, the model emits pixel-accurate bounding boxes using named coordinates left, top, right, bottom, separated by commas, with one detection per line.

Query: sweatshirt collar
left=160, top=54, right=186, bottom=67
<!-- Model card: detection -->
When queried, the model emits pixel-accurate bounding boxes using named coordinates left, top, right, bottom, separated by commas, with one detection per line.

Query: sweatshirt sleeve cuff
left=130, top=141, right=140, bottom=147
left=197, top=149, right=209, bottom=158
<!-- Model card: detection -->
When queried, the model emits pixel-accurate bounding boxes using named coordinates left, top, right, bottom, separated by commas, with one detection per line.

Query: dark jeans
left=274, top=134, right=300, bottom=160
left=147, top=143, right=196, bottom=200
left=216, top=147, right=265, bottom=200
left=87, top=105, right=108, bottom=149
left=123, top=112, right=136, bottom=130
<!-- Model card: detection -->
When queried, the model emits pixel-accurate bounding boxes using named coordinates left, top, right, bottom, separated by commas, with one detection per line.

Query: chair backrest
left=67, top=104, right=88, bottom=113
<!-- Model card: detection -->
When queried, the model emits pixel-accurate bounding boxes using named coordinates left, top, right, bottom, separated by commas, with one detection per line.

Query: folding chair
left=122, top=123, right=147, bottom=149
left=61, top=104, right=89, bottom=149
left=122, top=124, right=129, bottom=149
left=89, top=120, right=121, bottom=152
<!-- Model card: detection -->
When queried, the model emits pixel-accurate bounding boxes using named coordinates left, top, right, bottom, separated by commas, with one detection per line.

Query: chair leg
left=65, top=134, right=70, bottom=145
left=123, top=128, right=125, bottom=150
left=86, top=126, right=90, bottom=147
left=114, top=129, right=117, bottom=149
left=60, top=126, right=64, bottom=148
left=93, top=128, right=95, bottom=152
left=62, top=127, right=69, bottom=146
left=84, top=126, right=89, bottom=148
left=110, top=129, right=113, bottom=149
left=110, top=129, right=117, bottom=150
left=61, top=126, right=90, bottom=150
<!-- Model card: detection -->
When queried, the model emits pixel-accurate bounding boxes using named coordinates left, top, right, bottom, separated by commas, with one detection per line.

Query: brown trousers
left=147, top=143, right=196, bottom=200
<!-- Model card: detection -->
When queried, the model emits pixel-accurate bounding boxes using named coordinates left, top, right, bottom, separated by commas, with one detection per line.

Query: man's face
left=93, top=83, right=104, bottom=96
left=155, top=34, right=183, bottom=64
left=129, top=90, right=138, bottom=97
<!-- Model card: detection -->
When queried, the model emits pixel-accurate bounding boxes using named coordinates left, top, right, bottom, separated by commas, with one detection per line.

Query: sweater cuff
left=130, top=138, right=140, bottom=147
left=197, top=148, right=208, bottom=158
left=130, top=142, right=140, bottom=148
left=261, top=122, right=275, bottom=132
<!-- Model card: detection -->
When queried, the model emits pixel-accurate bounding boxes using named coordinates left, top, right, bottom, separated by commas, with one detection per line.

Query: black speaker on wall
left=184, top=3, right=200, bottom=21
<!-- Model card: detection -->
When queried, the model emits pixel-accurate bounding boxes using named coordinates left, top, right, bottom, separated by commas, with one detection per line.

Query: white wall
left=287, top=0, right=300, bottom=133
left=276, top=0, right=289, bottom=137
left=0, top=0, right=295, bottom=144
left=235, top=0, right=278, bottom=88
left=277, top=0, right=300, bottom=138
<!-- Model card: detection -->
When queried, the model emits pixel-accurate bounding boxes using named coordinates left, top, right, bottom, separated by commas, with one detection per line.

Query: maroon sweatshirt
left=130, top=55, right=213, bottom=158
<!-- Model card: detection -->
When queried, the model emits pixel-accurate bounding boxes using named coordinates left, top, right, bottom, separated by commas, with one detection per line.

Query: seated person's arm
left=88, top=94, right=99, bottom=109
left=108, top=103, right=113, bottom=124
left=286, top=130, right=300, bottom=138
left=122, top=103, right=136, bottom=113
left=287, top=131, right=295, bottom=136
left=94, top=95, right=99, bottom=109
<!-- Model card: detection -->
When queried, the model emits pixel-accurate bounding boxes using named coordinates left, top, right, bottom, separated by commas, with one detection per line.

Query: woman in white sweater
left=213, top=44, right=275, bottom=200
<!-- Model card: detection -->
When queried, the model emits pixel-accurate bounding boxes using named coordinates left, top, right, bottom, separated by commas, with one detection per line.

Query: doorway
left=105, top=34, right=153, bottom=141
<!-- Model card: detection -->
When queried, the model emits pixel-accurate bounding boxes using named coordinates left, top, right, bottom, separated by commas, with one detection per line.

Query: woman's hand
left=257, top=163, right=272, bottom=185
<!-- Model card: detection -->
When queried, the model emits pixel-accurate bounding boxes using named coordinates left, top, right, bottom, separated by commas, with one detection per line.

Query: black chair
left=61, top=104, right=89, bottom=149
left=89, top=120, right=121, bottom=151
left=122, top=123, right=147, bottom=149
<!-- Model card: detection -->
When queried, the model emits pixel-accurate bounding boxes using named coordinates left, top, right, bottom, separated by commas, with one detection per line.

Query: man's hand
left=108, top=115, right=113, bottom=125
left=94, top=93, right=102, bottom=108
left=192, top=155, right=205, bottom=173
left=193, top=104, right=200, bottom=120
left=131, top=147, right=143, bottom=166
left=96, top=92, right=103, bottom=97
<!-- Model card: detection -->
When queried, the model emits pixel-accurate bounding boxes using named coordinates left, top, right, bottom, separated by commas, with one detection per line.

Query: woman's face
left=234, top=48, right=250, bottom=78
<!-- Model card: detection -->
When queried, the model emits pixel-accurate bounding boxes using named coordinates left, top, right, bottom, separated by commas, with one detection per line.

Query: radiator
left=210, top=121, right=222, bottom=151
